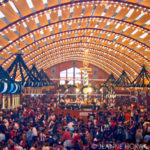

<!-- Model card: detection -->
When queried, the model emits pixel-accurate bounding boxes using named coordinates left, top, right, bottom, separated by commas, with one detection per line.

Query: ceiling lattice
left=0, top=0, right=150, bottom=81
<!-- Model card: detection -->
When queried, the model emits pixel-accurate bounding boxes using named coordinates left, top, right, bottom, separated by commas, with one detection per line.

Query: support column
left=8, top=95, right=11, bottom=109
left=17, top=95, right=20, bottom=107
left=14, top=95, right=16, bottom=108
left=2, top=95, right=6, bottom=109
left=12, top=95, right=15, bottom=109
left=17, top=95, right=19, bottom=107
left=16, top=95, right=18, bottom=108
left=17, top=94, right=19, bottom=107
left=83, top=70, right=88, bottom=104
left=14, top=95, right=17, bottom=108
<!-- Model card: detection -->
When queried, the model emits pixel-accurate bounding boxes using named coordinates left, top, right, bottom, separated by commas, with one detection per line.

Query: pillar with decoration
left=80, top=61, right=92, bottom=104
left=2, top=95, right=6, bottom=109
left=83, top=70, right=88, bottom=103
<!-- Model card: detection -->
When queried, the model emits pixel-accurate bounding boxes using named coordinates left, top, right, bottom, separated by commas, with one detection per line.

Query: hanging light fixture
left=0, top=0, right=9, bottom=6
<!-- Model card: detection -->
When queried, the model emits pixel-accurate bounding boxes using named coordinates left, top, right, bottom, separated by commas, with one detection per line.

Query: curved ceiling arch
left=2, top=34, right=149, bottom=78
left=0, top=2, right=149, bottom=52
left=0, top=0, right=150, bottom=79
left=3, top=40, right=140, bottom=79
left=36, top=54, right=135, bottom=81
left=27, top=49, right=123, bottom=75
left=15, top=55, right=121, bottom=81
left=1, top=26, right=149, bottom=57
left=16, top=56, right=114, bottom=81
left=1, top=16, right=149, bottom=34
left=0, top=0, right=149, bottom=31
left=1, top=17, right=149, bottom=53
left=36, top=55, right=121, bottom=78
left=19, top=35, right=145, bottom=67
left=25, top=47, right=135, bottom=80
left=2, top=30, right=149, bottom=66
left=1, top=15, right=149, bottom=50
left=23, top=43, right=139, bottom=76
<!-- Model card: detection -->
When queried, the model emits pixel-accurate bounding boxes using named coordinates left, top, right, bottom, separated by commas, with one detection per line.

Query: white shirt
left=0, top=133, right=5, bottom=142
left=68, top=122, right=74, bottom=129
left=32, top=127, right=38, bottom=136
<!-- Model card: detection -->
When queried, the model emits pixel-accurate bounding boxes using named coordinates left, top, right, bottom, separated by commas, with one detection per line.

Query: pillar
left=17, top=95, right=19, bottom=107
left=2, top=95, right=6, bottom=109
left=17, top=95, right=20, bottom=107
left=8, top=95, right=11, bottom=109
left=14, top=95, right=16, bottom=108
left=83, top=70, right=88, bottom=104
left=15, top=95, right=17, bottom=108
left=15, top=95, right=17, bottom=107
left=16, top=95, right=18, bottom=107
left=12, top=95, right=15, bottom=109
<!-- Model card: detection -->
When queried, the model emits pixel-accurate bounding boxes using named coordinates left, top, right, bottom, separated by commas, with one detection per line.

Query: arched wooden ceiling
left=0, top=0, right=150, bottom=81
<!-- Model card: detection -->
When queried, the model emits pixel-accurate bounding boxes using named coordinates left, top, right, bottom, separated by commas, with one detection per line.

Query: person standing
left=31, top=126, right=38, bottom=145
left=61, top=128, right=72, bottom=150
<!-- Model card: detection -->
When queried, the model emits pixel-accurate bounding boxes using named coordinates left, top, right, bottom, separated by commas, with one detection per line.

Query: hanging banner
left=1, top=82, right=8, bottom=93
left=8, top=83, right=15, bottom=93
left=12, top=83, right=18, bottom=94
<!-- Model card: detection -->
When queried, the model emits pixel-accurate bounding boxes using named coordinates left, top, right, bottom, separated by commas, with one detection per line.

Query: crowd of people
left=0, top=96, right=149, bottom=150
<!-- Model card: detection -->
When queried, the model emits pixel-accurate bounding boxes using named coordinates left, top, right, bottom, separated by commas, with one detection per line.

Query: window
left=60, top=67, right=81, bottom=85
left=75, top=68, right=81, bottom=84
left=60, top=70, right=66, bottom=85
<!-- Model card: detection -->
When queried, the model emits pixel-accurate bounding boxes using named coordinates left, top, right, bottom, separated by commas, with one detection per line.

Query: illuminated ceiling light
left=0, top=11, right=5, bottom=19
left=26, top=0, right=34, bottom=9
left=139, top=33, right=148, bottom=39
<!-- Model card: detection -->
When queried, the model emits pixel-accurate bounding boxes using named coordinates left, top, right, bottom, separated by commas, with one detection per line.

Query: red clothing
left=72, top=135, right=80, bottom=146
left=10, top=131, right=15, bottom=138
left=111, top=121, right=116, bottom=129
left=62, top=131, right=72, bottom=141
left=125, top=113, right=130, bottom=121
left=56, top=145, right=64, bottom=149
